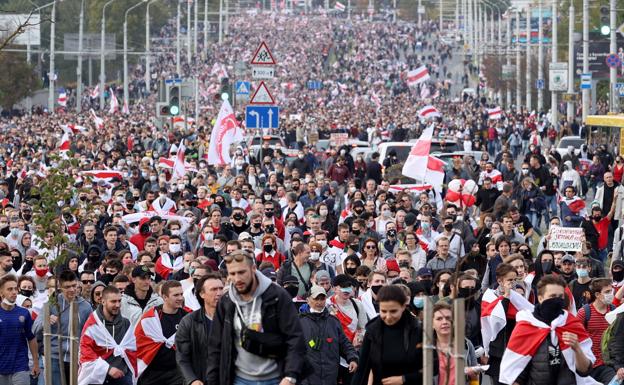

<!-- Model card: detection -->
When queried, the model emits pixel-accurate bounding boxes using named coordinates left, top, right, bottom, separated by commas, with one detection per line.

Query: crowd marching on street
left=1, top=4, right=624, bottom=385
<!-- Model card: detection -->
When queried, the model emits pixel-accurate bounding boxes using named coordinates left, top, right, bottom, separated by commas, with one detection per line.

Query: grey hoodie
left=230, top=271, right=280, bottom=381
left=33, top=293, right=93, bottom=362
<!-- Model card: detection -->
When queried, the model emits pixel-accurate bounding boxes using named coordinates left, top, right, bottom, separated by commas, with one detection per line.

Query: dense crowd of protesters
left=0, top=6, right=624, bottom=385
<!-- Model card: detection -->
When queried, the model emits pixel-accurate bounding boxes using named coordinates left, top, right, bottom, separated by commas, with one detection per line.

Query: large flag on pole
left=402, top=125, right=445, bottom=191
left=417, top=105, right=441, bottom=119
left=172, top=140, right=186, bottom=179
left=207, top=99, right=243, bottom=166
left=335, top=1, right=346, bottom=11
left=487, top=106, right=503, bottom=120
left=109, top=92, right=119, bottom=114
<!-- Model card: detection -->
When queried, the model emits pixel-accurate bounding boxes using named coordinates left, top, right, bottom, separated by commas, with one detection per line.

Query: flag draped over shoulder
left=480, top=289, right=534, bottom=354
left=134, top=307, right=177, bottom=378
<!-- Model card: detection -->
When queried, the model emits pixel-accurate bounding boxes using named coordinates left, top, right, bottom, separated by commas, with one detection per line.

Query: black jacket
left=299, top=309, right=358, bottom=385
left=176, top=309, right=212, bottom=385
left=351, top=311, right=422, bottom=385
left=606, top=312, right=624, bottom=371
left=205, top=281, right=306, bottom=385
left=514, top=338, right=591, bottom=385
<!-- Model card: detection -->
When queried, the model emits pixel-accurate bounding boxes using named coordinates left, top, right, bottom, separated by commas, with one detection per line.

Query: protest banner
left=548, top=226, right=584, bottom=252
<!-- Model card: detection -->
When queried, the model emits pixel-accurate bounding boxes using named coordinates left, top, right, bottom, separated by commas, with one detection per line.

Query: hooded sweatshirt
left=230, top=271, right=280, bottom=381
left=94, top=305, right=131, bottom=374
left=90, top=281, right=107, bottom=309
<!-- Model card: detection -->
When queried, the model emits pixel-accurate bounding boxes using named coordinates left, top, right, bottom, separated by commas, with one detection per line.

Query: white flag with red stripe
left=417, top=105, right=440, bottom=119
left=61, top=124, right=87, bottom=135
left=172, top=140, right=186, bottom=179
left=135, top=307, right=178, bottom=378
left=90, top=85, right=99, bottom=99
left=78, top=312, right=137, bottom=385
left=59, top=132, right=71, bottom=153
left=401, top=126, right=446, bottom=191
left=122, top=99, right=130, bottom=115
left=57, top=90, right=68, bottom=107
left=90, top=109, right=104, bottom=129
left=207, top=99, right=243, bottom=166
left=480, top=288, right=534, bottom=354
left=487, top=106, right=503, bottom=120
left=406, top=66, right=430, bottom=87
left=335, top=1, right=346, bottom=11
left=109, top=92, right=119, bottom=114
left=81, top=170, right=124, bottom=182
left=499, top=310, right=599, bottom=385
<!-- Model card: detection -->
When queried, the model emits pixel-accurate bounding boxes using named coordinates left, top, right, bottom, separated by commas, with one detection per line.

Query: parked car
left=555, top=136, right=584, bottom=157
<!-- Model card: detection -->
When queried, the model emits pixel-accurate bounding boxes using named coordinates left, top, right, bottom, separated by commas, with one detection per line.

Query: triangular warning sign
left=250, top=42, right=276, bottom=65
left=249, top=81, right=275, bottom=105
left=237, top=82, right=249, bottom=94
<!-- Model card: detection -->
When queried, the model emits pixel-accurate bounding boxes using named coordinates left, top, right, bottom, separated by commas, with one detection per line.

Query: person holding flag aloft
left=499, top=275, right=597, bottom=385
left=78, top=286, right=136, bottom=385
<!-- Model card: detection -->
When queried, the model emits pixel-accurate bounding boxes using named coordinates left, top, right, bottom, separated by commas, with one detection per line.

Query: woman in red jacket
left=255, top=234, right=286, bottom=270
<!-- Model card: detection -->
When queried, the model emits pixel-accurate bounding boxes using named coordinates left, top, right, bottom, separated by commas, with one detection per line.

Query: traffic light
left=156, top=102, right=170, bottom=118
left=600, top=6, right=610, bottom=36
left=220, top=77, right=232, bottom=103
left=168, top=84, right=180, bottom=116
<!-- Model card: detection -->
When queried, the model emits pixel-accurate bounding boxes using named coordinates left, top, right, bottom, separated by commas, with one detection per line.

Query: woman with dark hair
left=431, top=269, right=453, bottom=303
left=361, top=238, right=385, bottom=272
left=352, top=285, right=423, bottom=385
left=317, top=202, right=337, bottom=239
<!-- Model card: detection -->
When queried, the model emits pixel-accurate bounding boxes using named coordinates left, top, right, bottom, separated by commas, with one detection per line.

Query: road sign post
left=245, top=106, right=279, bottom=129
left=581, top=73, right=592, bottom=89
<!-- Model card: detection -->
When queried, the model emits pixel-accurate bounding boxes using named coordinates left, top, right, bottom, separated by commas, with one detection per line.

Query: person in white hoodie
left=559, top=160, right=583, bottom=196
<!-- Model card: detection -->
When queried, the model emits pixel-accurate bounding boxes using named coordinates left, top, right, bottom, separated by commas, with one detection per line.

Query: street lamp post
left=176, top=1, right=181, bottom=74
left=76, top=0, right=84, bottom=113
left=100, top=0, right=116, bottom=110
left=145, top=0, right=155, bottom=95
left=516, top=10, right=521, bottom=107
left=610, top=0, right=617, bottom=112
left=567, top=3, right=575, bottom=121
left=526, top=8, right=532, bottom=111
left=537, top=0, right=544, bottom=111
left=124, top=0, right=147, bottom=107
left=582, top=0, right=589, bottom=122
left=203, top=0, right=208, bottom=59
left=48, top=0, right=56, bottom=112
left=551, top=0, right=558, bottom=126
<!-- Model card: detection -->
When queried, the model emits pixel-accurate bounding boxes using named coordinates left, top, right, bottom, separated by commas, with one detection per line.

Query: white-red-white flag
left=109, top=92, right=119, bottom=114
left=207, top=99, right=243, bottom=165
left=406, top=66, right=430, bottom=87
left=122, top=99, right=130, bottom=115
left=401, top=126, right=446, bottom=191
left=61, top=124, right=87, bottom=135
left=90, top=85, right=99, bottom=99
left=57, top=91, right=67, bottom=107
left=335, top=1, right=346, bottom=11
left=135, top=307, right=180, bottom=378
left=499, top=310, right=599, bottom=385
left=417, top=105, right=440, bottom=119
left=370, top=90, right=382, bottom=109
left=487, top=106, right=503, bottom=120
left=90, top=109, right=104, bottom=129
left=59, top=133, right=71, bottom=152
left=172, top=140, right=186, bottom=179
left=480, top=289, right=534, bottom=355
left=419, top=84, right=431, bottom=99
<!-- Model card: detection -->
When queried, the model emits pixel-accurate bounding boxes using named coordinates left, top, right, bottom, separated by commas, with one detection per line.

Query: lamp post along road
left=124, top=0, right=147, bottom=107
left=537, top=0, right=544, bottom=112
left=516, top=10, right=521, bottom=107
left=526, top=9, right=532, bottom=111
left=76, top=0, right=84, bottom=113
left=176, top=1, right=181, bottom=75
left=582, top=0, right=589, bottom=122
left=48, top=0, right=56, bottom=112
left=100, top=0, right=116, bottom=110
left=610, top=0, right=617, bottom=112
left=551, top=0, right=558, bottom=126
left=567, top=3, right=575, bottom=121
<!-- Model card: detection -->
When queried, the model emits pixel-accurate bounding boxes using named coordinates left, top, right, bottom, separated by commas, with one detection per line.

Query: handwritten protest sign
left=330, top=133, right=349, bottom=147
left=549, top=226, right=584, bottom=252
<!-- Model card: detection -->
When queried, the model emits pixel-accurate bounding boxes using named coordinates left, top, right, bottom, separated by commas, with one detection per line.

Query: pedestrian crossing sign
left=235, top=81, right=250, bottom=95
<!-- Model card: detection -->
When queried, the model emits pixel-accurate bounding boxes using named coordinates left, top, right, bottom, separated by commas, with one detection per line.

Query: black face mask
left=349, top=244, right=359, bottom=252
left=263, top=244, right=273, bottom=253
left=541, top=261, right=553, bottom=274
left=421, top=279, right=433, bottom=295
left=387, top=229, right=397, bottom=238
left=265, top=210, right=274, bottom=218
left=19, top=289, right=33, bottom=297
left=252, top=222, right=262, bottom=229
left=88, top=254, right=101, bottom=262
left=284, top=285, right=299, bottom=298
left=593, top=215, right=602, bottom=221
left=612, top=270, right=624, bottom=282
left=12, top=255, right=22, bottom=269
left=398, top=261, right=410, bottom=268
left=265, top=225, right=275, bottom=234
left=444, top=223, right=453, bottom=232
left=345, top=267, right=357, bottom=276
left=371, top=285, right=382, bottom=295
left=458, top=287, right=476, bottom=299
left=233, top=214, right=245, bottom=221
left=535, top=296, right=566, bottom=324
left=352, top=229, right=361, bottom=236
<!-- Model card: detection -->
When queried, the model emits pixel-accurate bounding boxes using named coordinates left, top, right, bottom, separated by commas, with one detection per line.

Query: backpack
left=582, top=303, right=615, bottom=329
left=600, top=314, right=622, bottom=365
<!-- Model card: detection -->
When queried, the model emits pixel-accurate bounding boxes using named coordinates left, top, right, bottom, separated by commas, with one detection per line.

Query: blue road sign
left=246, top=106, right=279, bottom=129
left=580, top=73, right=592, bottom=90
left=616, top=83, right=624, bottom=97
left=235, top=81, right=251, bottom=95
left=536, top=79, right=544, bottom=89
left=307, top=80, right=322, bottom=90
left=606, top=54, right=621, bottom=69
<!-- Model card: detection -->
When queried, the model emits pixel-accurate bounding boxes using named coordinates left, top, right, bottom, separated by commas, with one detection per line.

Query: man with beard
left=206, top=251, right=306, bottom=385
left=78, top=286, right=136, bottom=385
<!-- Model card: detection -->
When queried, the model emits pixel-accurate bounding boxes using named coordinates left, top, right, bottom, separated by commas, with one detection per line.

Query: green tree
left=0, top=52, right=40, bottom=110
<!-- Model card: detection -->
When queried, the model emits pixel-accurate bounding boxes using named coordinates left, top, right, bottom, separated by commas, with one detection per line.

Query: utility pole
left=100, top=0, right=115, bottom=111
left=145, top=0, right=152, bottom=95
left=526, top=9, right=532, bottom=111
left=537, top=0, right=544, bottom=111
left=176, top=1, right=181, bottom=75
left=582, top=0, right=589, bottom=122
left=516, top=10, right=521, bottom=108
left=567, top=3, right=575, bottom=121
left=203, top=0, right=208, bottom=59
left=610, top=0, right=617, bottom=112
left=48, top=0, right=56, bottom=112
left=194, top=0, right=198, bottom=55
left=418, top=0, right=422, bottom=28
left=218, top=0, right=223, bottom=44
left=440, top=0, right=443, bottom=30
left=506, top=12, right=511, bottom=107
left=76, top=0, right=84, bottom=113
left=187, top=0, right=191, bottom=61
left=551, top=0, right=558, bottom=127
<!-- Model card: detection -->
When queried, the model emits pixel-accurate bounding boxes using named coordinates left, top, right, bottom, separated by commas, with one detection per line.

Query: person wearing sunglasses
left=206, top=250, right=306, bottom=385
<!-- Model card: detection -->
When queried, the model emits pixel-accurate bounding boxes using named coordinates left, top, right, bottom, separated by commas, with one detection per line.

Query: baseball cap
left=261, top=267, right=277, bottom=281
left=561, top=254, right=575, bottom=264
left=238, top=232, right=252, bottom=241
left=417, top=267, right=433, bottom=278
left=332, top=274, right=353, bottom=288
left=132, top=265, right=154, bottom=279
left=282, top=275, right=299, bottom=286
left=309, top=285, right=327, bottom=299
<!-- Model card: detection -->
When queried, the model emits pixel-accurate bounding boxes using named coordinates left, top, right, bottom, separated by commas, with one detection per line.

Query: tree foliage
left=0, top=52, right=40, bottom=110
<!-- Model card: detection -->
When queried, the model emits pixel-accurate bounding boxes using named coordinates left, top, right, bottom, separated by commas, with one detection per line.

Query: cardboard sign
left=330, top=133, right=349, bottom=147
left=549, top=226, right=584, bottom=252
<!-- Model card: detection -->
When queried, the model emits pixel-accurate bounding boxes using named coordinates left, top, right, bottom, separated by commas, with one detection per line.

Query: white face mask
left=603, top=293, right=615, bottom=305
left=203, top=233, right=214, bottom=241
left=319, top=209, right=328, bottom=217
left=169, top=243, right=181, bottom=254
left=310, top=252, right=320, bottom=261
left=317, top=240, right=327, bottom=249
left=171, top=229, right=180, bottom=236
left=214, top=245, right=223, bottom=252
left=2, top=298, right=15, bottom=306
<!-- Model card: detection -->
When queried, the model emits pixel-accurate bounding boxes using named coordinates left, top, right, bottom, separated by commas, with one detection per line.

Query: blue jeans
left=544, top=194, right=558, bottom=223
left=50, top=359, right=69, bottom=385
left=233, top=376, right=281, bottom=385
